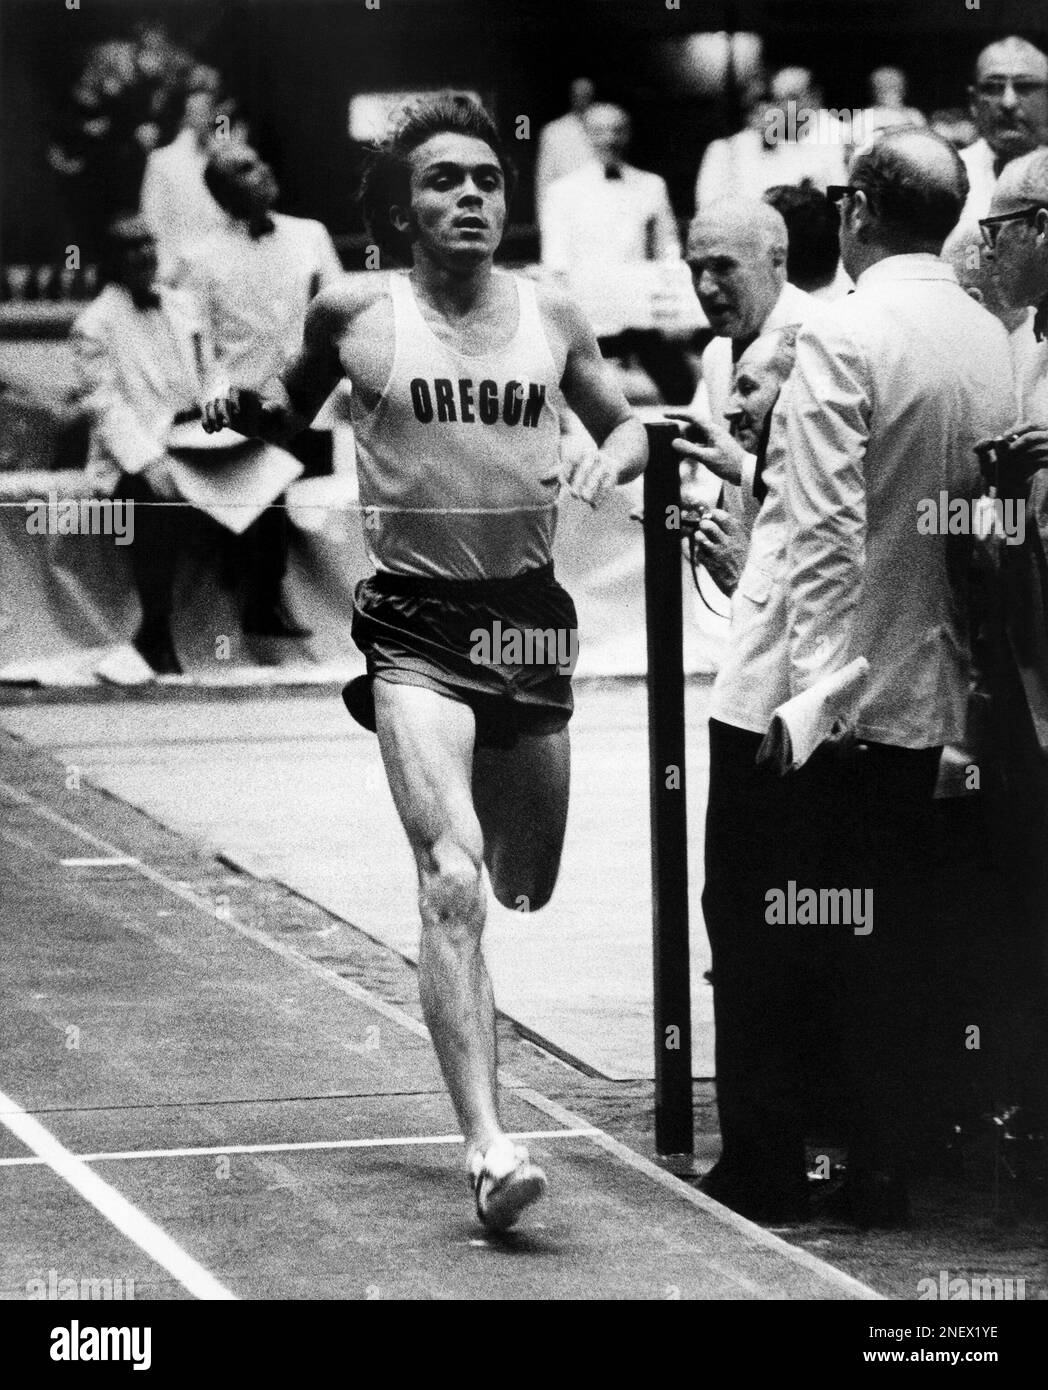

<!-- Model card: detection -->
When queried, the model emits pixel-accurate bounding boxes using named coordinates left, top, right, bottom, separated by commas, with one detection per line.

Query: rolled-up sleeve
left=783, top=321, right=870, bottom=697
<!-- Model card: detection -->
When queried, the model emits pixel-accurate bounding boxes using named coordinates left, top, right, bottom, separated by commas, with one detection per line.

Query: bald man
left=681, top=130, right=1015, bottom=1229
left=952, top=37, right=1048, bottom=236
left=676, top=199, right=829, bottom=534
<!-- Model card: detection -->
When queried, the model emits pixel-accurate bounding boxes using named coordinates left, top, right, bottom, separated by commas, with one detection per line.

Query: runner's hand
left=560, top=436, right=620, bottom=510
left=202, top=380, right=264, bottom=436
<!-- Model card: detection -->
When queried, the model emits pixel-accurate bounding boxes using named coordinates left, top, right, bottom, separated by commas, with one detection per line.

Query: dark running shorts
left=346, top=562, right=578, bottom=750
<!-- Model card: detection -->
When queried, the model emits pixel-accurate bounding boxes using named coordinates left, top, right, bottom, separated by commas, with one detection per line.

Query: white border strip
left=0, top=1127, right=598, bottom=1168
left=0, top=778, right=882, bottom=1301
left=0, top=1084, right=236, bottom=1301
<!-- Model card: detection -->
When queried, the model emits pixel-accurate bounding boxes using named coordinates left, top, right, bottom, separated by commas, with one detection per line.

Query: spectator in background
left=534, top=77, right=594, bottom=217
left=859, top=66, right=926, bottom=141
left=74, top=214, right=305, bottom=673
left=140, top=65, right=230, bottom=275
left=679, top=130, right=1014, bottom=1228
left=929, top=107, right=977, bottom=152
left=695, top=67, right=847, bottom=211
left=975, top=147, right=1048, bottom=1139
left=946, top=224, right=1035, bottom=371
left=675, top=198, right=829, bottom=533
left=171, top=140, right=343, bottom=483
left=683, top=327, right=800, bottom=601
left=954, top=37, right=1048, bottom=231
left=541, top=102, right=695, bottom=403
left=763, top=182, right=852, bottom=301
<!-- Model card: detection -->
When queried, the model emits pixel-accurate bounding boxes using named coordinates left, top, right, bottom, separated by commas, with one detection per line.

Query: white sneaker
left=468, top=1137, right=548, bottom=1232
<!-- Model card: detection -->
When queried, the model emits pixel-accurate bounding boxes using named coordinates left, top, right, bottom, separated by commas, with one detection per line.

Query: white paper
left=759, top=656, right=871, bottom=773
left=165, top=439, right=303, bottom=534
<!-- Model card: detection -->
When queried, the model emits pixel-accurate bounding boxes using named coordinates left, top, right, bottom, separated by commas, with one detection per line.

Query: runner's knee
left=420, top=839, right=484, bottom=931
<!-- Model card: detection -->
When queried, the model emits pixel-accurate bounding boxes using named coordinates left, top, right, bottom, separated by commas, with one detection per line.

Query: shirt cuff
left=740, top=451, right=758, bottom=498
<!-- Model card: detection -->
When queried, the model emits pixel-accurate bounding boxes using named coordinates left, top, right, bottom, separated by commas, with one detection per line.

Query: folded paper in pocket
left=757, top=656, right=870, bottom=774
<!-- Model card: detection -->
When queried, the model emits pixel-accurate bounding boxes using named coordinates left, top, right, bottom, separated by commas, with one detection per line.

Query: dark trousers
left=116, top=474, right=290, bottom=630
left=702, top=718, right=942, bottom=1192
left=825, top=739, right=944, bottom=1174
left=597, top=330, right=695, bottom=405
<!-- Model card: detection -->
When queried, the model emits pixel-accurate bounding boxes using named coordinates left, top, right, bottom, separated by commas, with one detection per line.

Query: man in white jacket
left=74, top=214, right=303, bottom=673
left=676, top=130, right=1016, bottom=1228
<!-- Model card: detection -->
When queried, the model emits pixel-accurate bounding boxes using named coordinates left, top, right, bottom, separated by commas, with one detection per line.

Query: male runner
left=203, top=94, right=647, bottom=1231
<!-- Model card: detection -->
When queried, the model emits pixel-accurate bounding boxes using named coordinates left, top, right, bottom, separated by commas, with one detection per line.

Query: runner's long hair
left=359, top=93, right=517, bottom=266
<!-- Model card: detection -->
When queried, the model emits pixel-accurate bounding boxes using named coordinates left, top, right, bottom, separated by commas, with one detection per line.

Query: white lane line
left=0, top=1085, right=236, bottom=1301
left=61, top=856, right=140, bottom=867
left=0, top=779, right=881, bottom=1301
left=0, top=1127, right=599, bottom=1168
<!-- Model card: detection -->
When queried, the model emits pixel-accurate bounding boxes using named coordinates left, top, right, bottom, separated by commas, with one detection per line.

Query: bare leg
left=372, top=679, right=503, bottom=1154
left=471, top=727, right=571, bottom=911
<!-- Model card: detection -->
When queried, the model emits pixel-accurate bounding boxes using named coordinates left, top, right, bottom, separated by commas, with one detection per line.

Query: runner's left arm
left=550, top=290, right=648, bottom=503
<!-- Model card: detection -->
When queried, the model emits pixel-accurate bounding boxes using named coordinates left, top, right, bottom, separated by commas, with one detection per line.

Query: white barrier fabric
left=0, top=469, right=725, bottom=684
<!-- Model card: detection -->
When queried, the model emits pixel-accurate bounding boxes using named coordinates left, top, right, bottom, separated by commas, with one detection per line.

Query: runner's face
left=402, top=133, right=507, bottom=265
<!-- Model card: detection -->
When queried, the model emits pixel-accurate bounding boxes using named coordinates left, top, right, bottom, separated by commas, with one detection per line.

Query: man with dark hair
left=675, top=128, right=1015, bottom=1227
left=140, top=64, right=228, bottom=274
left=944, top=37, right=1048, bottom=257
left=762, top=183, right=847, bottom=300
left=964, top=38, right=1048, bottom=215
left=203, top=94, right=647, bottom=1233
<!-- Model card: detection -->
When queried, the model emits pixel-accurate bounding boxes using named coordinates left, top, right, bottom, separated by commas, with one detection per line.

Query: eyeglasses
left=974, top=78, right=1048, bottom=100
left=978, top=205, right=1047, bottom=250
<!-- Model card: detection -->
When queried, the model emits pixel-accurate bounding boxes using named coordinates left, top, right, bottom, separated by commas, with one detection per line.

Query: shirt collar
left=1034, top=292, right=1048, bottom=342
left=855, top=253, right=957, bottom=289
left=225, top=212, right=278, bottom=239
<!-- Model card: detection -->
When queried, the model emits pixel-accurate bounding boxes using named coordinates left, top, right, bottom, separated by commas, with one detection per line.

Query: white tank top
left=348, top=270, right=565, bottom=580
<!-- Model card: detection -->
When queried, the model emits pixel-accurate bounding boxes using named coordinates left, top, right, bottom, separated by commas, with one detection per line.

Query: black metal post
left=643, top=421, right=694, bottom=1158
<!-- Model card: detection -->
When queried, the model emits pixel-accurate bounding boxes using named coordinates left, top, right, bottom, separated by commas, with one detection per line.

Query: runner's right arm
left=201, top=286, right=348, bottom=445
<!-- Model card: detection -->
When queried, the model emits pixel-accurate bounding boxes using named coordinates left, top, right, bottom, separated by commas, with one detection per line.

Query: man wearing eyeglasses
left=976, top=149, right=1048, bottom=1147
left=682, top=130, right=1015, bottom=1230
left=953, top=36, right=1048, bottom=235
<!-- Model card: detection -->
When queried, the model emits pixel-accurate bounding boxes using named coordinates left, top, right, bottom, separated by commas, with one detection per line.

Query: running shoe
left=468, top=1137, right=548, bottom=1232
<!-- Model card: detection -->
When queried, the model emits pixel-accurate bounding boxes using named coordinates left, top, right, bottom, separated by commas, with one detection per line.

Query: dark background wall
left=2, top=0, right=1045, bottom=264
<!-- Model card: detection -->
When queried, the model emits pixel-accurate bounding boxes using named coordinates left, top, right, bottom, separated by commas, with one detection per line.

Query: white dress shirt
left=694, top=127, right=848, bottom=212
left=140, top=130, right=228, bottom=275
left=534, top=113, right=593, bottom=215
left=1016, top=314, right=1048, bottom=418
left=541, top=160, right=682, bottom=336
left=711, top=254, right=1017, bottom=747
left=171, top=212, right=343, bottom=389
